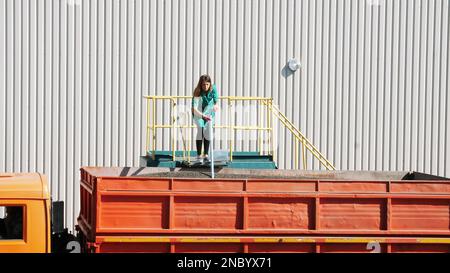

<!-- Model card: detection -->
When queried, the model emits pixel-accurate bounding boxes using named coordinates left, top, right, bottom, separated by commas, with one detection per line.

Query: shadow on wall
left=281, top=63, right=295, bottom=79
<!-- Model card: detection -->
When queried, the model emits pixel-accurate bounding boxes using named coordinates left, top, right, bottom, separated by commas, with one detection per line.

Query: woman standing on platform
left=191, top=74, right=219, bottom=162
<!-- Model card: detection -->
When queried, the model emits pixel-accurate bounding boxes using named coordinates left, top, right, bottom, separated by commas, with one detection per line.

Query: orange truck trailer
left=2, top=167, right=450, bottom=253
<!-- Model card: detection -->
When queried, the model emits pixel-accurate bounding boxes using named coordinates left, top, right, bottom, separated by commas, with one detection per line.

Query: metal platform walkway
left=140, top=151, right=277, bottom=169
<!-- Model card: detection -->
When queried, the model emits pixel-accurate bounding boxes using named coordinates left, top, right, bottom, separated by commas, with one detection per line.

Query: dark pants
left=196, top=129, right=210, bottom=156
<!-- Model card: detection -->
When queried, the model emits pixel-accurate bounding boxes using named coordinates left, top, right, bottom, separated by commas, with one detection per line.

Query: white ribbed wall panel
left=0, top=0, right=449, bottom=231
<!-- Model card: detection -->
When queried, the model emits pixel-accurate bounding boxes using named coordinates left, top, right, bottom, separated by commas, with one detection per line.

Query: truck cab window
left=0, top=206, right=23, bottom=240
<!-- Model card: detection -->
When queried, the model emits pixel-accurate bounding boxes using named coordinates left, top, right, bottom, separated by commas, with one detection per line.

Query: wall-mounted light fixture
left=288, top=58, right=301, bottom=72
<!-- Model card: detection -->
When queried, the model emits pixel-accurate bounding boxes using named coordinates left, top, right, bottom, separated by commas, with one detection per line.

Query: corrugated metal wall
left=0, top=0, right=449, bottom=230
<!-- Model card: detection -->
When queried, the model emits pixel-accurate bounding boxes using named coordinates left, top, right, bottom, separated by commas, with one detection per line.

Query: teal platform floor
left=140, top=151, right=277, bottom=169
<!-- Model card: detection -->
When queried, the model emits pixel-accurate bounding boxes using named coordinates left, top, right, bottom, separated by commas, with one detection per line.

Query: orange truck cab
left=0, top=173, right=52, bottom=253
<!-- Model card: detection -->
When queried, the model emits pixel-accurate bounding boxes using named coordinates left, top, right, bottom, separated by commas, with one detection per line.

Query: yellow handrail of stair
left=262, top=100, right=335, bottom=170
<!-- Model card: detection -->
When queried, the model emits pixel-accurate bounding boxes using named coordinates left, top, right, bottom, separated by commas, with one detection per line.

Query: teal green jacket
left=192, top=84, right=219, bottom=128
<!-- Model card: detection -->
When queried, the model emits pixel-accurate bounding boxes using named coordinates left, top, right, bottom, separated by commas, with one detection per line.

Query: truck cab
left=0, top=173, right=51, bottom=253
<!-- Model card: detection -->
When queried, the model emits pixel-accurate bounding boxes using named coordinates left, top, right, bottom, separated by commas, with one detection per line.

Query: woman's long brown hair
left=193, top=74, right=213, bottom=97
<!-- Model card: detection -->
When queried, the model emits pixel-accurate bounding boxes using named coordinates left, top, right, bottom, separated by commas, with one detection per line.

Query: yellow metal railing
left=262, top=100, right=335, bottom=170
left=144, top=95, right=335, bottom=170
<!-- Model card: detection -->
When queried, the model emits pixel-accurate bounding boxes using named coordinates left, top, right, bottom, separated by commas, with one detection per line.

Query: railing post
left=269, top=99, right=276, bottom=163
left=229, top=98, right=234, bottom=161
left=188, top=111, right=192, bottom=163
left=152, top=98, right=156, bottom=160
left=172, top=99, right=176, bottom=160
left=182, top=113, right=186, bottom=161
left=259, top=100, right=263, bottom=155
left=265, top=100, right=269, bottom=159
left=302, top=138, right=307, bottom=170
left=210, top=120, right=215, bottom=179
left=146, top=98, right=150, bottom=156
left=295, top=138, right=298, bottom=169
